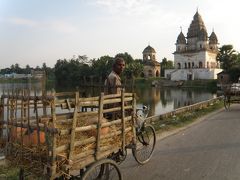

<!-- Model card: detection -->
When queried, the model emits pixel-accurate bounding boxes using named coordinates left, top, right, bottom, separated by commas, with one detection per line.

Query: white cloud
left=49, top=21, right=77, bottom=34
left=91, top=0, right=155, bottom=15
left=6, top=17, right=37, bottom=27
left=3, top=17, right=77, bottom=34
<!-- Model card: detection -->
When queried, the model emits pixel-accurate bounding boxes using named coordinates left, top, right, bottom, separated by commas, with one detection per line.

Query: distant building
left=217, top=71, right=230, bottom=85
left=165, top=11, right=222, bottom=81
left=2, top=73, right=31, bottom=79
left=31, top=70, right=45, bottom=79
left=142, top=45, right=161, bottom=78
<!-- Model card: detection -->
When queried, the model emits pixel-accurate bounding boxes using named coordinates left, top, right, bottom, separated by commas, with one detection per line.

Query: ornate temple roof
left=176, top=31, right=186, bottom=44
left=209, top=31, right=218, bottom=44
left=198, top=28, right=208, bottom=41
left=143, top=45, right=156, bottom=54
left=187, top=11, right=207, bottom=38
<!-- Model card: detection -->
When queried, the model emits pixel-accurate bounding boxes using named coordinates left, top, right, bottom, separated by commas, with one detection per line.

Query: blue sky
left=1, top=0, right=240, bottom=68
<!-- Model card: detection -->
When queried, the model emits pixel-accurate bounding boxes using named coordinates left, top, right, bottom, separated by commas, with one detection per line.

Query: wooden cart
left=222, top=83, right=240, bottom=110
left=0, top=89, right=156, bottom=179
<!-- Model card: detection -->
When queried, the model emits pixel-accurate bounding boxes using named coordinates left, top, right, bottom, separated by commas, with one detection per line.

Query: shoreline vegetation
left=0, top=78, right=218, bottom=93
left=0, top=98, right=224, bottom=179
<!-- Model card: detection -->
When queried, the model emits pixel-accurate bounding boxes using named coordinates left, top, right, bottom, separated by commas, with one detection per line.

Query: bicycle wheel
left=132, top=124, right=156, bottom=165
left=224, top=95, right=230, bottom=110
left=82, top=159, right=122, bottom=180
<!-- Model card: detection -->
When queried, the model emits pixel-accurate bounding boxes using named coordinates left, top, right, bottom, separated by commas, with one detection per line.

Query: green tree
left=115, top=52, right=134, bottom=64
left=123, top=59, right=143, bottom=79
left=160, top=57, right=174, bottom=77
left=91, top=55, right=114, bottom=80
left=217, top=45, right=238, bottom=71
left=54, top=56, right=91, bottom=87
left=25, top=65, right=31, bottom=74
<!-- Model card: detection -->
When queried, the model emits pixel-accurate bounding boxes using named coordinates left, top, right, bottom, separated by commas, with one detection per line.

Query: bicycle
left=132, top=105, right=156, bottom=164
left=110, top=105, right=156, bottom=165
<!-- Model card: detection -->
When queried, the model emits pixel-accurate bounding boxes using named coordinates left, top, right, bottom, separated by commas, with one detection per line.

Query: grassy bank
left=151, top=99, right=224, bottom=133
left=134, top=77, right=218, bottom=90
left=181, top=79, right=218, bottom=90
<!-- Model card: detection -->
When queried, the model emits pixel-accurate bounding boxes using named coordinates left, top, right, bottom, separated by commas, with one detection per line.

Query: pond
left=0, top=82, right=217, bottom=117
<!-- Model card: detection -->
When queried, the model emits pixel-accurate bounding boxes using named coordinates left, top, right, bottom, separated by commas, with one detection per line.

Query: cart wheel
left=117, top=148, right=127, bottom=164
left=110, top=148, right=127, bottom=165
left=132, top=124, right=156, bottom=165
left=224, top=95, right=230, bottom=110
left=82, top=159, right=122, bottom=180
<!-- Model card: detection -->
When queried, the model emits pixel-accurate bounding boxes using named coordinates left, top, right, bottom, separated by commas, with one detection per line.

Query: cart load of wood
left=0, top=89, right=135, bottom=179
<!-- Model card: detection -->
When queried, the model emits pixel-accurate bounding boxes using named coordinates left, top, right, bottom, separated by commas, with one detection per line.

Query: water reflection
left=0, top=82, right=43, bottom=95
left=135, top=87, right=216, bottom=116
left=0, top=83, right=217, bottom=116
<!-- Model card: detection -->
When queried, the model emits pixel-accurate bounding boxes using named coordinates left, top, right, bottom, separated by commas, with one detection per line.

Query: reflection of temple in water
left=135, top=86, right=215, bottom=116
left=163, top=88, right=214, bottom=109
left=135, top=87, right=161, bottom=116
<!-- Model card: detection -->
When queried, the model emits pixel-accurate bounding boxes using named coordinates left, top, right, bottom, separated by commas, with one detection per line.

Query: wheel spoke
left=82, top=159, right=122, bottom=180
left=132, top=125, right=156, bottom=164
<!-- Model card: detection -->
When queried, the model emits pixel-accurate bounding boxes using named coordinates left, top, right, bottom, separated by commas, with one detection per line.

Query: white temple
left=165, top=11, right=222, bottom=80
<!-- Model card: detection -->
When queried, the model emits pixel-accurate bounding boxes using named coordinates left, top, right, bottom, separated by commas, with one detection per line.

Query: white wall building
left=165, top=11, right=222, bottom=81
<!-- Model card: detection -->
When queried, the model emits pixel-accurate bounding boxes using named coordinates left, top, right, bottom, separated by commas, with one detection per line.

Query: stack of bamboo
left=0, top=89, right=136, bottom=179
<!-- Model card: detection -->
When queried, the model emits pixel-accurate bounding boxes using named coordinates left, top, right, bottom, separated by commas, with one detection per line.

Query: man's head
left=113, top=57, right=125, bottom=75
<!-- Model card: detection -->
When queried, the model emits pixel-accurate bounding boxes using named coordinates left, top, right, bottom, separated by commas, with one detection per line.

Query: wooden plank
left=56, top=136, right=96, bottom=154
left=50, top=89, right=57, bottom=177
left=78, top=96, right=99, bottom=102
left=34, top=90, right=41, bottom=146
left=55, top=92, right=76, bottom=97
left=121, top=89, right=126, bottom=152
left=124, top=93, right=133, bottom=97
left=59, top=116, right=132, bottom=136
left=95, top=93, right=104, bottom=160
left=103, top=105, right=132, bottom=114
left=132, top=93, right=137, bottom=144
left=68, top=92, right=79, bottom=161
left=0, top=94, right=4, bottom=142
left=103, top=97, right=133, bottom=105
left=1, top=94, right=54, bottom=101
left=20, top=90, right=24, bottom=161
left=72, top=149, right=95, bottom=160
left=79, top=101, right=99, bottom=107
left=103, top=94, right=121, bottom=99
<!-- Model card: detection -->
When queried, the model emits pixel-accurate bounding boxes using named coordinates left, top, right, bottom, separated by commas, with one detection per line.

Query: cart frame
left=0, top=89, right=155, bottom=179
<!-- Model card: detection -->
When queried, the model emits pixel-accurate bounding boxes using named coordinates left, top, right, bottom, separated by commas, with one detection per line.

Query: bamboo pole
left=34, top=90, right=41, bottom=146
left=0, top=94, right=4, bottom=140
left=1, top=94, right=54, bottom=101
left=50, top=89, right=57, bottom=178
left=27, top=89, right=31, bottom=145
left=14, top=90, right=18, bottom=144
left=6, top=90, right=12, bottom=155
left=121, top=89, right=126, bottom=152
left=95, top=92, right=104, bottom=160
left=68, top=91, right=79, bottom=161
left=56, top=127, right=132, bottom=154
left=59, top=116, right=132, bottom=136
left=132, top=93, right=137, bottom=144
left=20, top=90, right=24, bottom=161
left=42, top=89, right=47, bottom=117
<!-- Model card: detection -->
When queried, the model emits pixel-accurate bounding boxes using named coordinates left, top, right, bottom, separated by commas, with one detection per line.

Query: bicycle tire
left=82, top=159, right=122, bottom=180
left=224, top=95, right=230, bottom=110
left=132, top=124, right=156, bottom=165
